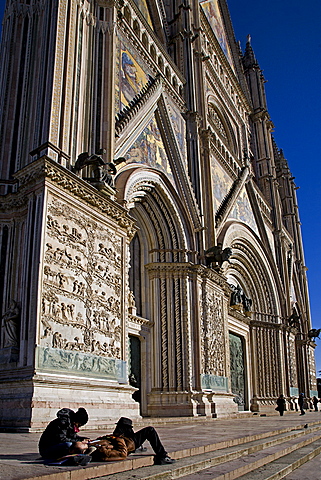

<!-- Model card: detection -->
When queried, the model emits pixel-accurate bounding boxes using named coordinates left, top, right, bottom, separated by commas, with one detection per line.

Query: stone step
left=283, top=450, right=321, bottom=479
left=19, top=419, right=321, bottom=480
left=237, top=437, right=321, bottom=480
left=82, top=424, right=321, bottom=480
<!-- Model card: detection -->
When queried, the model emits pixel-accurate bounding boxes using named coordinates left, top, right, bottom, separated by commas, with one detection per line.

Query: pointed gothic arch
left=220, top=222, right=281, bottom=317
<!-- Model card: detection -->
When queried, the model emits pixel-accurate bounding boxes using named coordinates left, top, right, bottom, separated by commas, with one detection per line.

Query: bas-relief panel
left=201, top=288, right=225, bottom=376
left=124, top=115, right=174, bottom=184
left=36, top=346, right=127, bottom=382
left=115, top=37, right=150, bottom=114
left=199, top=0, right=234, bottom=71
left=212, top=159, right=233, bottom=213
left=308, top=345, right=317, bottom=393
left=38, top=195, right=125, bottom=381
left=287, top=334, right=298, bottom=388
left=200, top=286, right=228, bottom=391
left=228, top=186, right=258, bottom=235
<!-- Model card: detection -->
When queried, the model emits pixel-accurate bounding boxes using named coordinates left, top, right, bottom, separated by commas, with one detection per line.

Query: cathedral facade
left=0, top=0, right=316, bottom=430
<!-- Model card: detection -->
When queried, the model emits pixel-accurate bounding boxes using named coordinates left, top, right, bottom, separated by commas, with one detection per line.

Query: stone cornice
left=145, top=262, right=230, bottom=291
left=198, top=265, right=230, bottom=292
left=33, top=373, right=133, bottom=390
left=12, top=156, right=137, bottom=237
left=228, top=307, right=251, bottom=324
left=250, top=319, right=282, bottom=329
left=145, top=262, right=196, bottom=277
left=128, top=315, right=153, bottom=327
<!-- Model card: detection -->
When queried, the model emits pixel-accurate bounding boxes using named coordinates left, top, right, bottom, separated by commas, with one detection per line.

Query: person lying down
left=89, top=435, right=136, bottom=461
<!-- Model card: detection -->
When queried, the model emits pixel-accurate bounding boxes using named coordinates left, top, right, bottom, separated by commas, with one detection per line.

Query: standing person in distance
left=312, top=396, right=319, bottom=412
left=298, top=393, right=306, bottom=415
left=276, top=394, right=286, bottom=416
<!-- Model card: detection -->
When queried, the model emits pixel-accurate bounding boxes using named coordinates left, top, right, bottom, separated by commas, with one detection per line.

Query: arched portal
left=220, top=222, right=285, bottom=410
left=115, top=167, right=198, bottom=416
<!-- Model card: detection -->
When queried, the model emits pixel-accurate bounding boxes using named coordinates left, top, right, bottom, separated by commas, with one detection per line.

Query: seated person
left=113, top=417, right=175, bottom=465
left=38, top=407, right=89, bottom=460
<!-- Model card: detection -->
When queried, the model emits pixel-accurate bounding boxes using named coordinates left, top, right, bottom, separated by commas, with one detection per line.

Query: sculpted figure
left=205, top=244, right=232, bottom=269
left=308, top=328, right=321, bottom=341
left=288, top=310, right=301, bottom=329
left=230, top=285, right=243, bottom=308
left=73, top=151, right=125, bottom=189
left=2, top=300, right=20, bottom=347
left=242, top=293, right=252, bottom=313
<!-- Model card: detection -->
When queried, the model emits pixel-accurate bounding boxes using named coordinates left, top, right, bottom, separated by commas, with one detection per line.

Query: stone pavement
left=1, top=411, right=321, bottom=480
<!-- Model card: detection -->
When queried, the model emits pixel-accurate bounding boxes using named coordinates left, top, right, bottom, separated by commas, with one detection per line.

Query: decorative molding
left=13, top=156, right=137, bottom=238
left=201, top=288, right=226, bottom=377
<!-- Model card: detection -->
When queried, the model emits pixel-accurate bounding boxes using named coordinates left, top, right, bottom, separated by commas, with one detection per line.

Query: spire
left=243, top=33, right=257, bottom=69
left=242, top=35, right=267, bottom=111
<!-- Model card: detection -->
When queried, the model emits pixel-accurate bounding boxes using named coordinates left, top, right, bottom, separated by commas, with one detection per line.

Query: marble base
left=146, top=391, right=238, bottom=418
left=0, top=373, right=140, bottom=432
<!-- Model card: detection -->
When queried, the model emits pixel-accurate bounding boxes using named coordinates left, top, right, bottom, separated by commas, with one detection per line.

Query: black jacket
left=38, top=408, right=85, bottom=457
left=276, top=397, right=286, bottom=411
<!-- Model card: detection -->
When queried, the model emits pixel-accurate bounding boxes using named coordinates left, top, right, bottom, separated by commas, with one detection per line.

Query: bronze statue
left=73, top=151, right=125, bottom=189
left=242, top=293, right=252, bottom=313
left=229, top=284, right=252, bottom=316
left=230, top=285, right=243, bottom=308
left=288, top=310, right=301, bottom=328
left=308, top=328, right=321, bottom=341
left=205, top=244, right=232, bottom=269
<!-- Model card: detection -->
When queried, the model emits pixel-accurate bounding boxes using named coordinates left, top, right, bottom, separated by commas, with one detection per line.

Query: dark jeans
left=132, top=426, right=167, bottom=459
left=41, top=441, right=73, bottom=459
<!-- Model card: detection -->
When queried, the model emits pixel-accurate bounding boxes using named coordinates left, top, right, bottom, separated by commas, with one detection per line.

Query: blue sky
left=0, top=1, right=320, bottom=372
left=227, top=0, right=321, bottom=374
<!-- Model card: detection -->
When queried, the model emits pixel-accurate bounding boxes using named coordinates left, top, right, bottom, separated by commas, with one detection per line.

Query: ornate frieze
left=287, top=332, right=298, bottom=388
left=308, top=344, right=317, bottom=393
left=36, top=345, right=127, bottom=382
left=201, top=282, right=226, bottom=377
left=40, top=194, right=124, bottom=365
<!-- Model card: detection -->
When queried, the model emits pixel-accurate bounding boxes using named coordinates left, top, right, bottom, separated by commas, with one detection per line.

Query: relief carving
left=201, top=287, right=225, bottom=376
left=40, top=196, right=124, bottom=363
left=308, top=345, right=317, bottom=392
left=287, top=333, right=298, bottom=387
